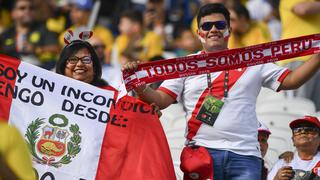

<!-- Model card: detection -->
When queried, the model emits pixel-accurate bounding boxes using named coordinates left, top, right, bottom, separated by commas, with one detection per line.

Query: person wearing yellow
left=0, top=7, right=11, bottom=34
left=112, top=9, right=163, bottom=65
left=227, top=2, right=271, bottom=49
left=279, top=0, right=320, bottom=66
left=0, top=122, right=36, bottom=180
left=59, top=0, right=113, bottom=54
left=279, top=0, right=320, bottom=111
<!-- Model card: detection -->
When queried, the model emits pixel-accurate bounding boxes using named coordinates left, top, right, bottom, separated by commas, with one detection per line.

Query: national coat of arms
left=25, top=114, right=81, bottom=168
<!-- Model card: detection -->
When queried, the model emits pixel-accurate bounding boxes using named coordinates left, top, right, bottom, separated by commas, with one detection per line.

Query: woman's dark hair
left=229, top=2, right=251, bottom=21
left=55, top=40, right=108, bottom=87
left=197, top=3, right=230, bottom=27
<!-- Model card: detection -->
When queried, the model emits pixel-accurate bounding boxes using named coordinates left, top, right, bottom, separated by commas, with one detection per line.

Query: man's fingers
left=122, top=61, right=139, bottom=71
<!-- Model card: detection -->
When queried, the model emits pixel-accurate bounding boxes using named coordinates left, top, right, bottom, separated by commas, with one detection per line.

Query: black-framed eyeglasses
left=200, top=21, right=227, bottom=31
left=293, top=126, right=319, bottom=136
left=67, top=56, right=92, bottom=64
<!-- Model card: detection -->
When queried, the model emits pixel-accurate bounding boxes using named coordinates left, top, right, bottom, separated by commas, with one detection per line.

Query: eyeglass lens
left=67, top=56, right=92, bottom=64
left=293, top=127, right=319, bottom=135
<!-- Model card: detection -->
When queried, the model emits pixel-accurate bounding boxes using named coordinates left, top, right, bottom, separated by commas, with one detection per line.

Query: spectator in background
left=258, top=121, right=272, bottom=180
left=143, top=0, right=166, bottom=40
left=246, top=0, right=272, bottom=22
left=0, top=0, right=60, bottom=70
left=268, top=116, right=320, bottom=180
left=0, top=121, right=36, bottom=180
left=88, top=35, right=122, bottom=89
left=228, top=2, right=272, bottom=48
left=246, top=0, right=281, bottom=40
left=41, top=0, right=72, bottom=35
left=59, top=0, right=114, bottom=61
left=123, top=3, right=320, bottom=179
left=111, top=9, right=163, bottom=66
left=278, top=0, right=320, bottom=111
left=174, top=26, right=201, bottom=57
left=0, top=0, right=12, bottom=34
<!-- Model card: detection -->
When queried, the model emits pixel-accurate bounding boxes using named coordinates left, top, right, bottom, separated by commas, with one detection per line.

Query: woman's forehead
left=73, top=48, right=90, bottom=56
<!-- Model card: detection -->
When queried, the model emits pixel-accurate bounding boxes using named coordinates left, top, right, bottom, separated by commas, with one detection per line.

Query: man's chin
left=206, top=44, right=226, bottom=52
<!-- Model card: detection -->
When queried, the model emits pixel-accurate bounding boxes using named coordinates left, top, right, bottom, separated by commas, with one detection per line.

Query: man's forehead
left=200, top=14, right=226, bottom=23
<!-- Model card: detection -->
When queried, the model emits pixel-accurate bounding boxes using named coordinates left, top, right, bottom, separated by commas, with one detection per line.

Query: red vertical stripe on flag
left=0, top=54, right=21, bottom=121
left=96, top=95, right=176, bottom=180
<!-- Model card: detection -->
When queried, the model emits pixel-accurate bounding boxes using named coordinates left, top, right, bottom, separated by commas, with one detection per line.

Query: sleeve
left=267, top=159, right=285, bottom=180
left=158, top=77, right=185, bottom=102
left=260, top=63, right=291, bottom=92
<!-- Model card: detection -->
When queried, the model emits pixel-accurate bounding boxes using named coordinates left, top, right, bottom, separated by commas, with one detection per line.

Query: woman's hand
left=150, top=103, right=162, bottom=118
left=274, top=166, right=294, bottom=180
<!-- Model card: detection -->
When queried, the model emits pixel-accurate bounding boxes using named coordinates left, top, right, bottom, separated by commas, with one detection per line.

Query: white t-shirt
left=268, top=152, right=320, bottom=180
left=159, top=55, right=290, bottom=157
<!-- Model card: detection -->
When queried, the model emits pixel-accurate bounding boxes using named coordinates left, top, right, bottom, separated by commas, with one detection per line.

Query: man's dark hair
left=55, top=40, right=108, bottom=87
left=197, top=3, right=230, bottom=28
left=120, top=9, right=144, bottom=26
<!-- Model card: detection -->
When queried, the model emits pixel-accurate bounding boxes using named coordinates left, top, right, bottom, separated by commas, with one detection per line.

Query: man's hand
left=121, top=61, right=139, bottom=72
left=121, top=61, right=175, bottom=110
left=121, top=61, right=147, bottom=93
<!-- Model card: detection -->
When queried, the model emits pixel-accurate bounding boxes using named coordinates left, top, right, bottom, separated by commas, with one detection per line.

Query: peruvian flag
left=0, top=54, right=175, bottom=180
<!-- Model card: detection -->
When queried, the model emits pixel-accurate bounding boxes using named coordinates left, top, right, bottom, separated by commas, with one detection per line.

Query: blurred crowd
left=0, top=0, right=319, bottom=109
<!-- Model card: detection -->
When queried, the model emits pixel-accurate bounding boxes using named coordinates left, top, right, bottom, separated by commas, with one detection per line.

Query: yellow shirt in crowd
left=279, top=0, right=320, bottom=65
left=0, top=122, right=36, bottom=180
left=228, top=22, right=271, bottom=49
left=114, top=31, right=163, bottom=62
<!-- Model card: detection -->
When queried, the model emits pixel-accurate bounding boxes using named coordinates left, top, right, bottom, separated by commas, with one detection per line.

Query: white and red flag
left=0, top=54, right=176, bottom=180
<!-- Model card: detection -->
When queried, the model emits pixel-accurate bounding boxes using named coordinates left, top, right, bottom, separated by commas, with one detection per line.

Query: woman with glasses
left=56, top=40, right=113, bottom=90
left=55, top=39, right=173, bottom=179
left=268, top=116, right=320, bottom=180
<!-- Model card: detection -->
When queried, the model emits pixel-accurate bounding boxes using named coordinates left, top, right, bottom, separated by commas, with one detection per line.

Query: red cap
left=289, top=116, right=320, bottom=129
left=180, top=146, right=213, bottom=180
